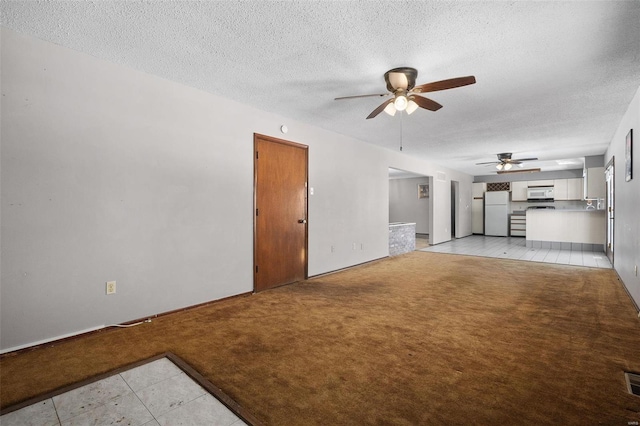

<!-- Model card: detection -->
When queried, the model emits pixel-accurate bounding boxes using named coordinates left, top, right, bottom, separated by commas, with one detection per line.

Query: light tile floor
left=420, top=235, right=612, bottom=269
left=0, top=357, right=247, bottom=426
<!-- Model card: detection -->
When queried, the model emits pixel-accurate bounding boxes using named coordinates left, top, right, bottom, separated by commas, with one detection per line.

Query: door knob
left=298, top=219, right=307, bottom=224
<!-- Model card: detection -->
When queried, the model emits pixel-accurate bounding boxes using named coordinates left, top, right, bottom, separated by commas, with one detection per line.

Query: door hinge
left=256, top=208, right=259, bottom=216
left=608, top=243, right=611, bottom=248
left=255, top=265, right=258, bottom=273
left=256, top=151, right=259, bottom=159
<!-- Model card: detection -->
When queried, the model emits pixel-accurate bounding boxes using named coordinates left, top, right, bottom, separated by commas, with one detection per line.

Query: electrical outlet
left=352, top=243, right=356, bottom=250
left=106, top=281, right=116, bottom=295
left=331, top=245, right=335, bottom=253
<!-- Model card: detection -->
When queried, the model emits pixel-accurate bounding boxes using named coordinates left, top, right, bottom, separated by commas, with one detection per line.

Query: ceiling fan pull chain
left=400, top=111, right=403, bottom=151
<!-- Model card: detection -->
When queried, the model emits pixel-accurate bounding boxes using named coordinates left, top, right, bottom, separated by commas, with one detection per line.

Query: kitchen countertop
left=526, top=209, right=605, bottom=213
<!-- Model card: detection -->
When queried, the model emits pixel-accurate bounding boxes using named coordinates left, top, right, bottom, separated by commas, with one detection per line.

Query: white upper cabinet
left=554, top=179, right=568, bottom=200
left=555, top=178, right=584, bottom=200
left=567, top=178, right=584, bottom=200
left=472, top=182, right=486, bottom=198
left=585, top=167, right=605, bottom=199
left=511, top=181, right=528, bottom=201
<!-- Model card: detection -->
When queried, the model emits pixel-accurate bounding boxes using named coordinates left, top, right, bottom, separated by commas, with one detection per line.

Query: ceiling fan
left=334, top=67, right=476, bottom=119
left=476, top=153, right=539, bottom=171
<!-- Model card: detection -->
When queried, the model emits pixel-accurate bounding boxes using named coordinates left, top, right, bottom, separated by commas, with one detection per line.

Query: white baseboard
left=0, top=325, right=105, bottom=355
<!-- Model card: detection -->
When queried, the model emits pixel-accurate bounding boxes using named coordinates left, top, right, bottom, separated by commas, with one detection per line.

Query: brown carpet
left=2, top=252, right=640, bottom=425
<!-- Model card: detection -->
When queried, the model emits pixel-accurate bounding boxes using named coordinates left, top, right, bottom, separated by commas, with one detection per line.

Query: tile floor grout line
left=52, top=398, right=62, bottom=426
left=120, top=372, right=157, bottom=425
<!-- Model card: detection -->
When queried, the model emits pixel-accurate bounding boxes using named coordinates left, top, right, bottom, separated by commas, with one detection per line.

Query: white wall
left=389, top=177, right=430, bottom=234
left=0, top=28, right=473, bottom=351
left=605, top=85, right=640, bottom=309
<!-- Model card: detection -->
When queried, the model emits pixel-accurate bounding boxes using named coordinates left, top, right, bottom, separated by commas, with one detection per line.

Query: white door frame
left=605, top=157, right=614, bottom=264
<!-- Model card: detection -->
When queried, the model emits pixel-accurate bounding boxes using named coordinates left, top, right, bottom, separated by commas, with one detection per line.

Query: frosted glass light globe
left=394, top=95, right=408, bottom=111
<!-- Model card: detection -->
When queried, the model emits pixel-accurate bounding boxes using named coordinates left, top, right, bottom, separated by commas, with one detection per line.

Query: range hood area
left=527, top=186, right=554, bottom=202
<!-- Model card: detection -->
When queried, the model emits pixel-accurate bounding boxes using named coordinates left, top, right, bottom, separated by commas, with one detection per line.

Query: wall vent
left=486, top=182, right=511, bottom=192
left=625, top=372, right=640, bottom=397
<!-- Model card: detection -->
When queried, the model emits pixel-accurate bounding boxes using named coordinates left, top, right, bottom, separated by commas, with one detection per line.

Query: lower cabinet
left=510, top=214, right=526, bottom=237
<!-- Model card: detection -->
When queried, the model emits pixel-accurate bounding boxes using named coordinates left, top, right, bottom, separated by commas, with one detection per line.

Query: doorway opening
left=605, top=157, right=614, bottom=265
left=451, top=180, right=460, bottom=239
left=388, top=168, right=433, bottom=249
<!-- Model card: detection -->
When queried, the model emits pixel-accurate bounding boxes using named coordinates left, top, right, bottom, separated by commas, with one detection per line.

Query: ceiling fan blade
left=476, top=161, right=499, bottom=165
left=513, top=157, right=538, bottom=162
left=413, top=76, right=476, bottom=93
left=334, top=93, right=388, bottom=100
left=366, top=99, right=394, bottom=119
left=411, top=95, right=443, bottom=111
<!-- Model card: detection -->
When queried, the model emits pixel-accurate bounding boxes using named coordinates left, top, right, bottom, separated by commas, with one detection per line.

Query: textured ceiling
left=2, top=1, right=639, bottom=176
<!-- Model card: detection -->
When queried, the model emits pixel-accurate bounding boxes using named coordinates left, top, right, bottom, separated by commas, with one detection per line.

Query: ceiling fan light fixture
left=496, top=163, right=504, bottom=170
left=405, top=99, right=419, bottom=115
left=383, top=103, right=397, bottom=116
left=394, top=94, right=408, bottom=111
left=337, top=68, right=476, bottom=120
left=504, top=163, right=513, bottom=170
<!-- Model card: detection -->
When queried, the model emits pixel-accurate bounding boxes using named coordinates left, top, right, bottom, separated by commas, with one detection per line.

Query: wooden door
left=254, top=134, right=308, bottom=292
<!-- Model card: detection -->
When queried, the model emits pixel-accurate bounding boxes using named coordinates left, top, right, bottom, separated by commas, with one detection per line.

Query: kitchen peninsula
left=389, top=222, right=416, bottom=256
left=526, top=209, right=606, bottom=251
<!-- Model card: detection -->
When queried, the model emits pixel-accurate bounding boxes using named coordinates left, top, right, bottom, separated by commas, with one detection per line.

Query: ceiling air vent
left=625, top=372, right=640, bottom=397
left=487, top=182, right=511, bottom=192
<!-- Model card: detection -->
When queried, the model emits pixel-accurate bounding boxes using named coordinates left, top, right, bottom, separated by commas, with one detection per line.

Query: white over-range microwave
left=527, top=186, right=554, bottom=202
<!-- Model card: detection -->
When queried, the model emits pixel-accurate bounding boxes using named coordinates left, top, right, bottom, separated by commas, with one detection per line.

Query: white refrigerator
left=484, top=191, right=509, bottom=236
